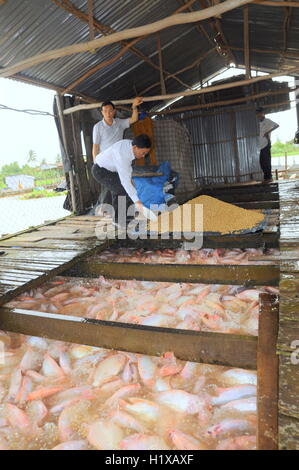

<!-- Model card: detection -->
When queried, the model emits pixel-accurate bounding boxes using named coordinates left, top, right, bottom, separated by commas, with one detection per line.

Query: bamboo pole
left=0, top=0, right=255, bottom=79
left=63, top=68, right=299, bottom=115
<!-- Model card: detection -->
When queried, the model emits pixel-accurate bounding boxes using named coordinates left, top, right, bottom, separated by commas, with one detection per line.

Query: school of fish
left=93, top=247, right=279, bottom=265
left=0, top=247, right=279, bottom=449
left=0, top=333, right=257, bottom=450
left=6, top=277, right=278, bottom=337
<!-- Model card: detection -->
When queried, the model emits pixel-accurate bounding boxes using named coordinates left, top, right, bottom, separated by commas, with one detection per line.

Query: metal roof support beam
left=0, top=0, right=255, bottom=79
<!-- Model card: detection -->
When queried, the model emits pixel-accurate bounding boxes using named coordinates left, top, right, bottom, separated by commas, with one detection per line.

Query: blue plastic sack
left=133, top=161, right=174, bottom=209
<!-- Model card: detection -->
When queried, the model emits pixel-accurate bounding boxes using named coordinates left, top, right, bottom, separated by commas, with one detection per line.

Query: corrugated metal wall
left=167, top=106, right=263, bottom=187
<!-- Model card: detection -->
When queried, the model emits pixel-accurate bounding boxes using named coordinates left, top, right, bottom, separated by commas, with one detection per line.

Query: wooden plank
left=67, top=261, right=280, bottom=286
left=280, top=273, right=299, bottom=294
left=6, top=232, right=97, bottom=241
left=0, top=272, right=41, bottom=282
left=279, top=297, right=299, bottom=323
left=278, top=414, right=299, bottom=450
left=5, top=235, right=47, bottom=243
left=277, top=322, right=299, bottom=353
left=215, top=192, right=279, bottom=203
left=0, top=307, right=258, bottom=369
left=278, top=352, right=299, bottom=421
left=257, top=293, right=279, bottom=450
left=234, top=201, right=280, bottom=210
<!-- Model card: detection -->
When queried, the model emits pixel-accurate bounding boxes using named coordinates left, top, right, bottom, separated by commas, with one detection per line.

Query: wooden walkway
left=0, top=179, right=298, bottom=448
left=0, top=216, right=114, bottom=306
left=0, top=181, right=280, bottom=307
left=276, top=180, right=299, bottom=450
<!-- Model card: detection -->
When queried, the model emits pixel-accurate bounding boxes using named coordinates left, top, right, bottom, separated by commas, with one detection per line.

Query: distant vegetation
left=20, top=189, right=67, bottom=199
left=272, top=139, right=299, bottom=157
left=0, top=151, right=64, bottom=191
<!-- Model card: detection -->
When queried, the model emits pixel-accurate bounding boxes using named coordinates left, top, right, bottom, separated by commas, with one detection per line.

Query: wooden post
left=157, top=32, right=166, bottom=95
left=257, top=293, right=279, bottom=450
left=87, top=0, right=95, bottom=42
left=55, top=94, right=77, bottom=214
left=243, top=5, right=251, bottom=79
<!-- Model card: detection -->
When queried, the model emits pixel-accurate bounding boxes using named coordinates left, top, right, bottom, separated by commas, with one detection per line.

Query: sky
left=0, top=68, right=298, bottom=168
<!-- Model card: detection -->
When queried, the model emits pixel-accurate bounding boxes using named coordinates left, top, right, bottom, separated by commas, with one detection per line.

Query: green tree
left=55, top=153, right=62, bottom=164
left=1, top=161, right=22, bottom=176
left=27, top=150, right=38, bottom=166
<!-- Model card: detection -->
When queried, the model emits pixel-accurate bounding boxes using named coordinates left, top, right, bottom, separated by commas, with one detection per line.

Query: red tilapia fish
left=0, top=333, right=257, bottom=450
left=7, top=278, right=278, bottom=337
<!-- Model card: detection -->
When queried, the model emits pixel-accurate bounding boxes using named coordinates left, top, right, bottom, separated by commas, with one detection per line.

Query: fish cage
left=0, top=180, right=298, bottom=450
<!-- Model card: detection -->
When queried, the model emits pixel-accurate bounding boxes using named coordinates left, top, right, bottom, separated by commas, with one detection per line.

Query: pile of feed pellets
left=148, top=195, right=265, bottom=235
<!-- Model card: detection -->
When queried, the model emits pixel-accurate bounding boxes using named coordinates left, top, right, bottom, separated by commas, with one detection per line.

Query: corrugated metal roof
left=0, top=0, right=299, bottom=110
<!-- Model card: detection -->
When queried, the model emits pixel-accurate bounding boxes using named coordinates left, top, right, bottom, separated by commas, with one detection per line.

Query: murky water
left=0, top=195, right=71, bottom=237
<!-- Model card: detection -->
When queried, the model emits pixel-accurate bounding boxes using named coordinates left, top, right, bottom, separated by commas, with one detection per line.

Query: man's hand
left=134, top=201, right=157, bottom=221
left=132, top=97, right=143, bottom=109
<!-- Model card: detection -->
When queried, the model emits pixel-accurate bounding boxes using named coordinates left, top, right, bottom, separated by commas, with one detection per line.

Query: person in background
left=92, top=134, right=156, bottom=227
left=256, top=107, right=279, bottom=183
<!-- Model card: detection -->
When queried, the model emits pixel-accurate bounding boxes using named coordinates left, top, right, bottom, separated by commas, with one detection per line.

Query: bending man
left=92, top=134, right=153, bottom=226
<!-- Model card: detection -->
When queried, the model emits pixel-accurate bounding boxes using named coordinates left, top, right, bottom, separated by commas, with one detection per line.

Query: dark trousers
left=92, top=164, right=133, bottom=222
left=259, top=143, right=272, bottom=180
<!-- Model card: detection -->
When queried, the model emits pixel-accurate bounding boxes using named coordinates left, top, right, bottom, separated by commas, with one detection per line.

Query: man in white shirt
left=92, top=97, right=143, bottom=211
left=92, top=134, right=152, bottom=225
left=256, top=107, right=279, bottom=183
left=92, top=97, right=143, bottom=159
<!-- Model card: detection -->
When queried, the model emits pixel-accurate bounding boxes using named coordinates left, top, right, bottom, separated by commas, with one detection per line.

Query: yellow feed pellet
left=149, top=195, right=265, bottom=234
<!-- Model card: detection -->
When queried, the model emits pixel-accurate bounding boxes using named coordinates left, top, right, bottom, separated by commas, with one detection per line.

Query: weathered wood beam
left=65, top=261, right=279, bottom=286
left=253, top=1, right=299, bottom=7
left=140, top=48, right=215, bottom=96
left=257, top=293, right=279, bottom=450
left=0, top=307, right=258, bottom=369
left=230, top=45, right=299, bottom=60
left=180, top=0, right=217, bottom=49
left=87, top=0, right=95, bottom=43
left=157, top=33, right=166, bottom=95
left=0, top=0, right=255, bottom=78
left=243, top=5, right=251, bottom=79
left=62, top=37, right=143, bottom=95
left=62, top=67, right=298, bottom=114
left=150, top=87, right=293, bottom=115
left=198, top=0, right=237, bottom=64
left=55, top=0, right=196, bottom=94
